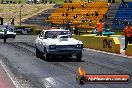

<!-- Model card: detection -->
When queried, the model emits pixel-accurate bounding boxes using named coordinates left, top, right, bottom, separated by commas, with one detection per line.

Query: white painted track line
left=0, top=60, right=22, bottom=88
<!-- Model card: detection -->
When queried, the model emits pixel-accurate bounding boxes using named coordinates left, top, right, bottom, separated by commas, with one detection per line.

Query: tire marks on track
left=5, top=42, right=132, bottom=75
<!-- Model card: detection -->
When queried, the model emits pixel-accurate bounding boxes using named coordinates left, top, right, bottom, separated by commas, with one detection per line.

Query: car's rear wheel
left=45, top=51, right=50, bottom=61
left=76, top=52, right=82, bottom=61
left=36, top=47, right=41, bottom=58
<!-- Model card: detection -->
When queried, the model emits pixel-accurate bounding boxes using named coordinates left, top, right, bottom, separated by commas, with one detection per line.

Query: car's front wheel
left=76, top=52, right=82, bottom=61
left=44, top=48, right=50, bottom=61
left=13, top=37, right=15, bottom=39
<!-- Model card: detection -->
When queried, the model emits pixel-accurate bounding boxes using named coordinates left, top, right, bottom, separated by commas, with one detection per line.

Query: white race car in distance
left=35, top=29, right=83, bottom=61
left=0, top=28, right=16, bottom=39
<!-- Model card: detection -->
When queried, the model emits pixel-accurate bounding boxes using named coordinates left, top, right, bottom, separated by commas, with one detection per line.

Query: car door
left=37, top=31, right=44, bottom=52
left=39, top=31, right=47, bottom=53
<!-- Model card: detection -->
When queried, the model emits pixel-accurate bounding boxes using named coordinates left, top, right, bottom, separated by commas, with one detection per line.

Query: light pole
left=20, top=5, right=23, bottom=26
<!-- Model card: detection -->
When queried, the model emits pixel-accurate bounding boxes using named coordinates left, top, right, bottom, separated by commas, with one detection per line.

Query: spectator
left=123, top=19, right=128, bottom=25
left=96, top=19, right=104, bottom=36
left=66, top=13, right=68, bottom=17
left=123, top=23, right=132, bottom=50
left=73, top=14, right=77, bottom=19
left=95, top=11, right=98, bottom=16
left=81, top=18, right=85, bottom=22
left=89, top=20, right=92, bottom=26
left=115, top=19, right=118, bottom=24
left=103, top=13, right=107, bottom=20
left=72, top=6, right=74, bottom=11
left=69, top=0, right=72, bottom=3
left=66, top=20, right=70, bottom=28
left=73, top=15, right=75, bottom=19
left=73, top=26, right=79, bottom=35
left=62, top=13, right=64, bottom=16
left=59, top=5, right=63, bottom=8
left=66, top=7, right=69, bottom=11
left=91, top=13, right=94, bottom=16
left=51, top=26, right=56, bottom=29
left=11, top=17, right=14, bottom=25
left=47, top=17, right=49, bottom=20
left=86, top=13, right=89, bottom=16
left=88, top=0, right=90, bottom=3
left=50, top=22, right=54, bottom=28
left=81, top=4, right=84, bottom=7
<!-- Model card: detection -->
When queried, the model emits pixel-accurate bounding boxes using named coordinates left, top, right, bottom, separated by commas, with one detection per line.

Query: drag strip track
left=0, top=41, right=132, bottom=88
left=8, top=42, right=132, bottom=74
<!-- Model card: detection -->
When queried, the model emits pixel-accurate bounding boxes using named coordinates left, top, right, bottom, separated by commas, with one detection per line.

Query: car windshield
left=45, top=31, right=72, bottom=38
left=8, top=28, right=14, bottom=32
left=103, top=28, right=111, bottom=32
left=0, top=28, right=14, bottom=32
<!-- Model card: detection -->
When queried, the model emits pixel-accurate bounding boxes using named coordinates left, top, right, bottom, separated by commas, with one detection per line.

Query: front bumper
left=47, top=49, right=82, bottom=55
left=7, top=34, right=16, bottom=38
left=0, top=34, right=16, bottom=39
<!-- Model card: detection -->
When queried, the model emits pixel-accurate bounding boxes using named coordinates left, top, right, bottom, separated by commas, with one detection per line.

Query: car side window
left=45, top=31, right=50, bottom=38
left=39, top=31, right=44, bottom=39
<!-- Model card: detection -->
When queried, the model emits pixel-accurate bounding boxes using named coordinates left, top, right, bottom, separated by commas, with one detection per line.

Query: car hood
left=7, top=31, right=16, bottom=34
left=43, top=38, right=83, bottom=45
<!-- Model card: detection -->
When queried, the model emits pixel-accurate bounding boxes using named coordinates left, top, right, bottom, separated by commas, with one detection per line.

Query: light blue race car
left=92, top=28, right=115, bottom=36
left=102, top=28, right=115, bottom=36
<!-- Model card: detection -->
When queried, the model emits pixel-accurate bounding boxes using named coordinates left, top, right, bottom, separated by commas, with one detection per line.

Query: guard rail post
left=4, top=29, right=7, bottom=43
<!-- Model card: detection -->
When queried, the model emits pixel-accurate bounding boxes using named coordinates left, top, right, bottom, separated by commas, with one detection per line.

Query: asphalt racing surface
left=0, top=35, right=132, bottom=88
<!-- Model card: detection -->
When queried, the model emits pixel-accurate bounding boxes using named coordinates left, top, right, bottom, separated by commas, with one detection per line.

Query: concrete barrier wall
left=73, top=35, right=120, bottom=53
left=125, top=44, right=132, bottom=56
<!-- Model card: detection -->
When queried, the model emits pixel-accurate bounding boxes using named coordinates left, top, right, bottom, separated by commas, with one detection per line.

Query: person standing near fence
left=96, top=19, right=104, bottom=36
left=73, top=26, right=79, bottom=35
left=11, top=16, right=14, bottom=25
left=123, top=23, right=132, bottom=50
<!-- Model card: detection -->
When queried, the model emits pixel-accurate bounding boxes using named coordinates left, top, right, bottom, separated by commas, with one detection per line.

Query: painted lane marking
left=0, top=60, right=22, bottom=88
